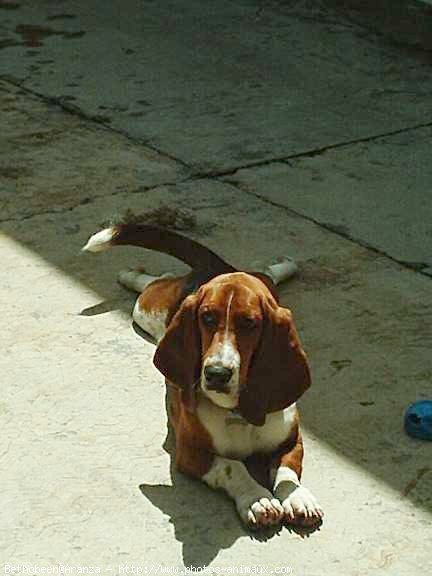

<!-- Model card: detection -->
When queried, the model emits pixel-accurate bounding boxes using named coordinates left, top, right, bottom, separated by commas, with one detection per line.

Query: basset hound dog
left=83, top=223, right=323, bottom=530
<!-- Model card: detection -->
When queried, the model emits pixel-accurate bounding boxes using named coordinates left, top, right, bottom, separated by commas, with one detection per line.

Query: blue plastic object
left=405, top=401, right=432, bottom=441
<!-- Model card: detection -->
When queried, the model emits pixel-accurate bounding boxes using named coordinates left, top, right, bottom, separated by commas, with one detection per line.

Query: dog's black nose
left=204, top=365, right=233, bottom=390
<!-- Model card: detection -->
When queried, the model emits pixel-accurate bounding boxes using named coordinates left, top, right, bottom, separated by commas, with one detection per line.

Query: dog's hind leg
left=250, top=257, right=298, bottom=287
left=132, top=297, right=168, bottom=344
left=118, top=269, right=174, bottom=293
left=119, top=271, right=187, bottom=344
left=265, top=257, right=298, bottom=285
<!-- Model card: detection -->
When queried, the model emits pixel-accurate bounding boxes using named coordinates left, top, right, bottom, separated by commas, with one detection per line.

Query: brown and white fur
left=83, top=223, right=323, bottom=530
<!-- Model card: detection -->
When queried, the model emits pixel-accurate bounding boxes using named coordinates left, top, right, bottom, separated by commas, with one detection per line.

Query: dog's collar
left=225, top=409, right=248, bottom=425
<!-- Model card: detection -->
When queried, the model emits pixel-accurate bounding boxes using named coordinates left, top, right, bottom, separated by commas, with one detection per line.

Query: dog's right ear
left=153, top=294, right=201, bottom=411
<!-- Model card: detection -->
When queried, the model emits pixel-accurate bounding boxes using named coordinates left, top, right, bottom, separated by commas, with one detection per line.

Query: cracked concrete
left=1, top=0, right=432, bottom=574
left=2, top=0, right=432, bottom=172
left=0, top=81, right=188, bottom=222
left=222, top=125, right=432, bottom=275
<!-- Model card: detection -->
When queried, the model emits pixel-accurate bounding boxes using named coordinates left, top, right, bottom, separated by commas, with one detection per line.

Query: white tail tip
left=82, top=227, right=115, bottom=253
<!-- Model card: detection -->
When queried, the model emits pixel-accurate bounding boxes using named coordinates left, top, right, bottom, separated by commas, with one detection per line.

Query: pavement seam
left=1, top=77, right=192, bottom=171
left=4, top=76, right=432, bottom=180
left=3, top=78, right=432, bottom=278
left=220, top=177, right=432, bottom=280
left=3, top=167, right=431, bottom=280
left=190, top=121, right=432, bottom=179
left=0, top=181, right=183, bottom=225
left=334, top=9, right=432, bottom=57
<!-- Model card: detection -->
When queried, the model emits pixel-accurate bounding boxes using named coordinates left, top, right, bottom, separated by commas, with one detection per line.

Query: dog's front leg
left=174, top=409, right=283, bottom=529
left=272, top=432, right=324, bottom=527
left=203, top=455, right=284, bottom=528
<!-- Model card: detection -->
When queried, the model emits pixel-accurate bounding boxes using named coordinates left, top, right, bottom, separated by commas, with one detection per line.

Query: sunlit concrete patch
left=0, top=233, right=175, bottom=563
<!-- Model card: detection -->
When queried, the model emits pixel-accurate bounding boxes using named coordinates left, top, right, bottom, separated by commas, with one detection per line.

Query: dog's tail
left=82, top=223, right=236, bottom=275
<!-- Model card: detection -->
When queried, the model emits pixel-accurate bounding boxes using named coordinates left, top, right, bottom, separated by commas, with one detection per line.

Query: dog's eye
left=238, top=316, right=258, bottom=330
left=201, top=311, right=218, bottom=327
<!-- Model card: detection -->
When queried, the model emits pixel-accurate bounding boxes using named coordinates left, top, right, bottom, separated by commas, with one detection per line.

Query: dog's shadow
left=139, top=408, right=242, bottom=566
left=139, top=391, right=321, bottom=566
left=139, top=420, right=236, bottom=566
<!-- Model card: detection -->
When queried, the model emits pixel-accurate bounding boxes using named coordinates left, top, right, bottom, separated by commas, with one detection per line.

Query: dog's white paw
left=267, top=256, right=298, bottom=284
left=281, top=485, right=323, bottom=527
left=236, top=491, right=284, bottom=528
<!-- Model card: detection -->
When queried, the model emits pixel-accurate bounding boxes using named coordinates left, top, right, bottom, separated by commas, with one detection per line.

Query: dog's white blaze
left=202, top=339, right=241, bottom=407
left=201, top=291, right=241, bottom=407
left=82, top=227, right=115, bottom=253
left=213, top=339, right=240, bottom=370
left=224, top=290, right=234, bottom=340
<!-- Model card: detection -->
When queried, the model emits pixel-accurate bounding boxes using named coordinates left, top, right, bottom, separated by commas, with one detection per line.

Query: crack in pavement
left=0, top=180, right=183, bottom=225
left=4, top=76, right=432, bottom=181
left=190, top=120, right=432, bottom=180
left=1, top=77, right=192, bottom=170
left=221, top=176, right=432, bottom=280
left=3, top=77, right=432, bottom=279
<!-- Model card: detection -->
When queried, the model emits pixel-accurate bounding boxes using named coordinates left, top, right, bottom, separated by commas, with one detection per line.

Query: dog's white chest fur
left=197, top=396, right=297, bottom=459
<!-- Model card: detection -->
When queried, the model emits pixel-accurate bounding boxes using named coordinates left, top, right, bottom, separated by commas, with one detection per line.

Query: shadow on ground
left=138, top=393, right=321, bottom=566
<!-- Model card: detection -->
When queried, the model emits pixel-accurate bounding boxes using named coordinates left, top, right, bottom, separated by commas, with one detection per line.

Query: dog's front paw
left=281, top=485, right=323, bottom=527
left=236, top=491, right=284, bottom=529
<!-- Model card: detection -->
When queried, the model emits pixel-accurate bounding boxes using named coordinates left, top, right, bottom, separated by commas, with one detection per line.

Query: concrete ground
left=1, top=1, right=432, bottom=574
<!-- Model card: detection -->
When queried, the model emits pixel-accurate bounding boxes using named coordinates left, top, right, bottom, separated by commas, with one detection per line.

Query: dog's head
left=153, top=272, right=310, bottom=426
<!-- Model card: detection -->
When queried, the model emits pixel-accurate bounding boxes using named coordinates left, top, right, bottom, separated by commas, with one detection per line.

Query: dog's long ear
left=153, top=294, right=201, bottom=411
left=239, top=300, right=311, bottom=426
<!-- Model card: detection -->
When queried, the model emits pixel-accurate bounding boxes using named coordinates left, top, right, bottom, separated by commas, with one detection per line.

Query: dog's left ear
left=239, top=300, right=311, bottom=426
left=153, top=293, right=201, bottom=412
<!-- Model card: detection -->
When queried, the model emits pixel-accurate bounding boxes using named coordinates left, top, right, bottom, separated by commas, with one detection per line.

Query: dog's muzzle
left=204, top=365, right=233, bottom=393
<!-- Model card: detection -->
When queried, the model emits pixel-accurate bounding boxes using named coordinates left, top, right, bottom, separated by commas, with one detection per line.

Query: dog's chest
left=197, top=398, right=297, bottom=459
